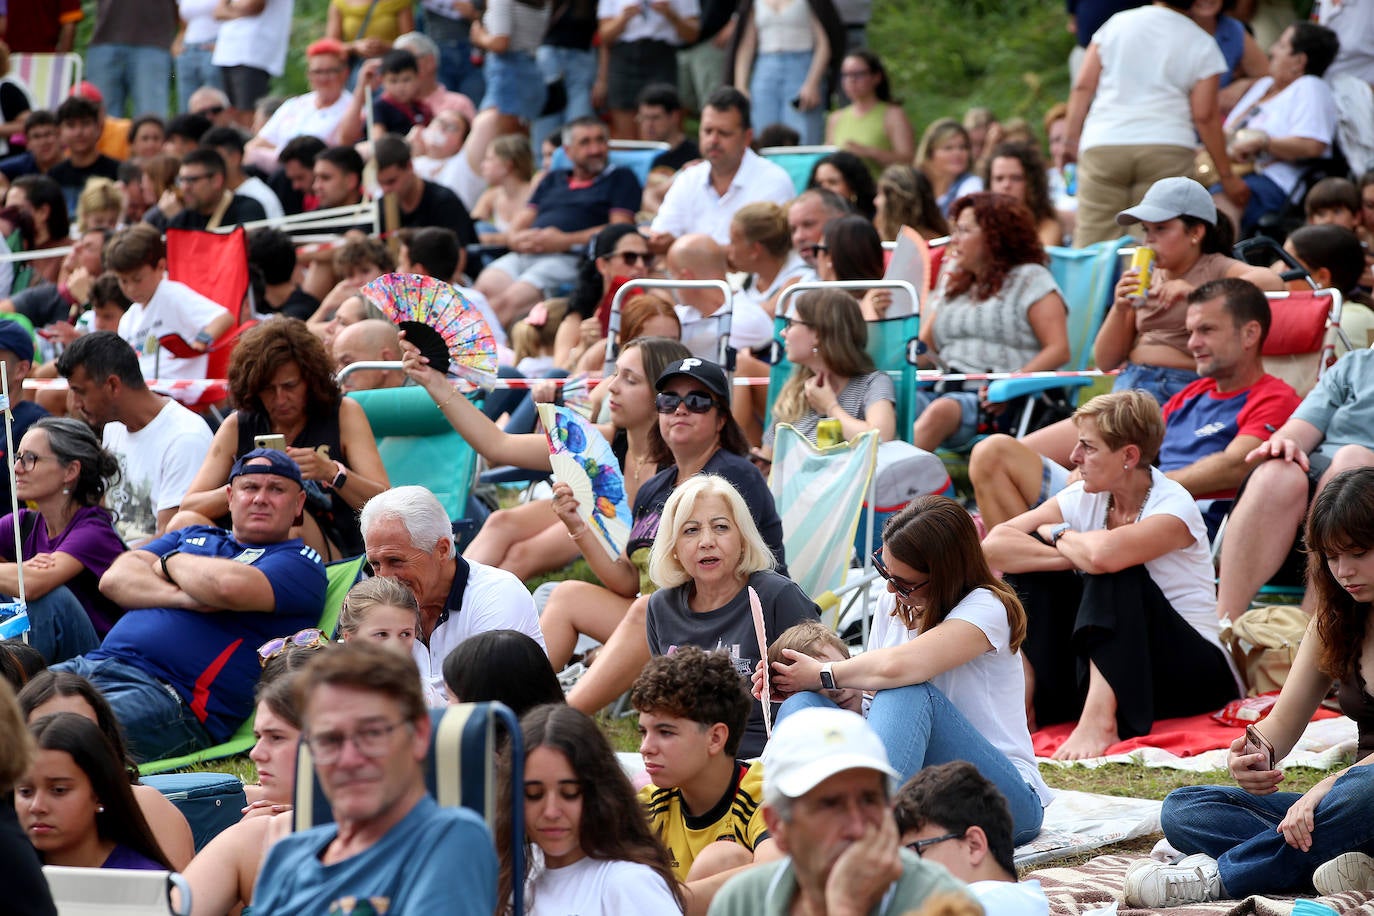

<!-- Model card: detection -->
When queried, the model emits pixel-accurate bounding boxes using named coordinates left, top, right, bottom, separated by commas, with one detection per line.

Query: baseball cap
left=306, top=38, right=349, bottom=59
left=762, top=707, right=899, bottom=806
left=655, top=357, right=728, bottom=400
left=0, top=321, right=36, bottom=363
left=1117, top=176, right=1217, bottom=226
left=73, top=81, right=104, bottom=105
left=229, top=448, right=303, bottom=488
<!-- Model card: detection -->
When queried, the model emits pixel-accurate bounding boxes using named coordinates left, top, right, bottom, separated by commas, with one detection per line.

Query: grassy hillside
left=77, top=0, right=1073, bottom=139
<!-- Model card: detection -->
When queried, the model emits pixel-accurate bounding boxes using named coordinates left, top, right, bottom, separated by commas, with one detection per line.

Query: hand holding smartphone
left=1245, top=724, right=1275, bottom=770
left=254, top=434, right=288, bottom=452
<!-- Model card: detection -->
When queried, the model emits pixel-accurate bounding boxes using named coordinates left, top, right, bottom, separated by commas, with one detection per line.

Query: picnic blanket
left=1034, top=714, right=1355, bottom=772
left=1030, top=853, right=1374, bottom=915
left=1014, top=790, right=1161, bottom=869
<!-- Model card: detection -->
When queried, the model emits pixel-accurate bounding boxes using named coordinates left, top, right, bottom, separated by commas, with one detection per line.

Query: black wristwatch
left=819, top=662, right=837, bottom=691
left=160, top=549, right=182, bottom=586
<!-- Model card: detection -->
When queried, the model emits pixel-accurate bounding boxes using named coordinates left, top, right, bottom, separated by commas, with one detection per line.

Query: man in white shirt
left=57, top=331, right=213, bottom=546
left=361, top=486, right=544, bottom=703
left=649, top=86, right=796, bottom=252
left=665, top=233, right=773, bottom=361
left=893, top=762, right=1050, bottom=916
left=106, top=224, right=234, bottom=381
left=211, top=0, right=293, bottom=129
left=245, top=38, right=353, bottom=169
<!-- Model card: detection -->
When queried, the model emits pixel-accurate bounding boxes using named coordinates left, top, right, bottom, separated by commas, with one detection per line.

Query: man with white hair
left=360, top=486, right=544, bottom=701
left=709, top=707, right=972, bottom=916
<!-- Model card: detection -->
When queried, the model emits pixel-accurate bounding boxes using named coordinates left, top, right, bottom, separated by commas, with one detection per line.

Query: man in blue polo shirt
left=57, top=449, right=327, bottom=762
left=473, top=115, right=642, bottom=328
left=970, top=277, right=1300, bottom=535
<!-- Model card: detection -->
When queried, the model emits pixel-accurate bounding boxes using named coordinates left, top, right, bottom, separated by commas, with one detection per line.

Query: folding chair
left=293, top=701, right=526, bottom=915
left=42, top=866, right=190, bottom=916
left=549, top=140, right=669, bottom=186
left=138, top=555, right=368, bottom=776
left=1261, top=288, right=1346, bottom=399
left=161, top=228, right=252, bottom=411
left=759, top=145, right=838, bottom=195
left=11, top=53, right=83, bottom=111
left=603, top=277, right=737, bottom=375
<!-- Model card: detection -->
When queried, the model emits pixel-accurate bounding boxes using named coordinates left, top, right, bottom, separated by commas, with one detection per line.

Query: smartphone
left=157, top=333, right=199, bottom=359
left=254, top=434, right=288, bottom=452
left=1245, top=724, right=1275, bottom=770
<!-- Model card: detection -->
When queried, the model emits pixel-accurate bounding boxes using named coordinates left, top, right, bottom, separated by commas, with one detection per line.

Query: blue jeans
left=749, top=50, right=825, bottom=145
left=1113, top=362, right=1198, bottom=406
left=53, top=655, right=213, bottom=763
left=1163, top=768, right=1374, bottom=897
left=778, top=685, right=1045, bottom=845
left=532, top=45, right=598, bottom=154
left=425, top=12, right=487, bottom=104
left=86, top=44, right=173, bottom=118
left=175, top=42, right=222, bottom=113
left=482, top=50, right=546, bottom=122
left=18, top=586, right=98, bottom=665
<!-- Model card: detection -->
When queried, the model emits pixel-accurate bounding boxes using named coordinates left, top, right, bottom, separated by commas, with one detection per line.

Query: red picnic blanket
left=1032, top=707, right=1341, bottom=759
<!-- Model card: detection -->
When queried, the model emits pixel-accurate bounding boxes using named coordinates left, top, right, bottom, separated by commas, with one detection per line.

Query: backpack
left=1227, top=604, right=1311, bottom=696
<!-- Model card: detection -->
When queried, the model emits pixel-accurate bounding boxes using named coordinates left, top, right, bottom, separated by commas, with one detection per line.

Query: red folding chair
left=1262, top=288, right=1346, bottom=399
left=164, top=228, right=254, bottom=411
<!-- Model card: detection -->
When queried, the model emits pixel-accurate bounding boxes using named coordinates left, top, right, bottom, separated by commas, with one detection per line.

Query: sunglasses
left=805, top=243, right=829, bottom=257
left=906, top=831, right=963, bottom=857
left=613, top=250, right=655, bottom=267
left=655, top=391, right=716, bottom=414
left=258, top=627, right=330, bottom=666
left=194, top=105, right=226, bottom=117
left=871, top=549, right=928, bottom=598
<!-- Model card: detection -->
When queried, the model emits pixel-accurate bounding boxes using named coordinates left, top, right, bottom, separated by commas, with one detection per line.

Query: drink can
left=1130, top=247, right=1155, bottom=305
left=816, top=419, right=843, bottom=449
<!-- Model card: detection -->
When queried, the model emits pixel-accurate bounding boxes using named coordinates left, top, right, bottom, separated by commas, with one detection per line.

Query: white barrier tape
left=0, top=244, right=74, bottom=264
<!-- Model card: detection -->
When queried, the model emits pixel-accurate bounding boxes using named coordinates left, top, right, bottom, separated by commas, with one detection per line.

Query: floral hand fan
left=360, top=272, right=497, bottom=389
left=537, top=403, right=630, bottom=562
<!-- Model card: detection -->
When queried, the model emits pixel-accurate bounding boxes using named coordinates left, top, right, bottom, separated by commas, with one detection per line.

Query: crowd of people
left=4, top=0, right=1374, bottom=912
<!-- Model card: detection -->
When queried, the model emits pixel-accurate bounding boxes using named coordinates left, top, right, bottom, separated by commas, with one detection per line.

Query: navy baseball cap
left=230, top=448, right=303, bottom=487
left=655, top=357, right=729, bottom=400
left=0, top=321, right=35, bottom=363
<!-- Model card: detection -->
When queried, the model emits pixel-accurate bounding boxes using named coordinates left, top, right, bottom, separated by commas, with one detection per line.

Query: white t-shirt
left=103, top=399, right=213, bottom=545
left=738, top=252, right=814, bottom=315
left=1225, top=75, right=1338, bottom=196
left=257, top=91, right=354, bottom=150
left=971, top=879, right=1049, bottom=916
left=212, top=0, right=293, bottom=76
left=597, top=0, right=701, bottom=44
left=411, top=559, right=544, bottom=702
left=429, top=149, right=486, bottom=213
left=1081, top=6, right=1226, bottom=151
left=118, top=278, right=231, bottom=381
left=526, top=855, right=683, bottom=916
left=1319, top=0, right=1374, bottom=84
left=178, top=0, right=221, bottom=44
left=676, top=298, right=774, bottom=360
left=235, top=174, right=284, bottom=221
left=1056, top=467, right=1224, bottom=657
left=869, top=588, right=1052, bottom=806
left=652, top=150, right=797, bottom=245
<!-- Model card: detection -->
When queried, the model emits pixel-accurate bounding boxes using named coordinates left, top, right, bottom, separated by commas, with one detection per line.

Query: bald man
left=665, top=234, right=773, bottom=361
left=333, top=319, right=406, bottom=392
left=189, top=87, right=236, bottom=129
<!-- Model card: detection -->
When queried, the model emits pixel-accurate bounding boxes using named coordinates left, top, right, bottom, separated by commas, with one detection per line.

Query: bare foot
left=1051, top=720, right=1119, bottom=761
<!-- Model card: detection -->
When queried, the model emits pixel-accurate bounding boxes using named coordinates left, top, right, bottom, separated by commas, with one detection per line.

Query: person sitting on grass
left=893, top=761, right=1050, bottom=916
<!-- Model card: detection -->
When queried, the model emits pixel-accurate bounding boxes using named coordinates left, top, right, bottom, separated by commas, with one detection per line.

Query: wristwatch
left=1050, top=522, right=1072, bottom=545
left=819, top=662, right=837, bottom=691
left=160, top=549, right=182, bottom=586
left=330, top=461, right=348, bottom=491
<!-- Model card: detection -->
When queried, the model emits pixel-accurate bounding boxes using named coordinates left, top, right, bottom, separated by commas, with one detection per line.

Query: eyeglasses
left=655, top=391, right=716, bottom=414
left=840, top=69, right=872, bottom=79
left=950, top=221, right=980, bottom=237
left=176, top=173, right=213, bottom=186
left=782, top=316, right=810, bottom=331
left=194, top=105, right=226, bottom=117
left=12, top=452, right=54, bottom=471
left=304, top=719, right=411, bottom=764
left=307, top=67, right=345, bottom=77
left=613, top=251, right=655, bottom=268
left=906, top=831, right=963, bottom=857
left=871, top=549, right=928, bottom=598
left=258, top=628, right=330, bottom=666
left=804, top=243, right=829, bottom=257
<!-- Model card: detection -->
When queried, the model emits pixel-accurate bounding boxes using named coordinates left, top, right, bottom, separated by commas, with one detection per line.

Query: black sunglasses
left=195, top=105, right=226, bottom=117
left=872, top=549, right=928, bottom=598
left=613, top=250, right=655, bottom=267
left=805, top=243, right=829, bottom=257
left=655, top=391, right=716, bottom=414
left=906, top=831, right=963, bottom=857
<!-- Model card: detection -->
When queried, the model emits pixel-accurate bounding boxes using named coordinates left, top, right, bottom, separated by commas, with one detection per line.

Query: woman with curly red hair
left=911, top=192, right=1069, bottom=450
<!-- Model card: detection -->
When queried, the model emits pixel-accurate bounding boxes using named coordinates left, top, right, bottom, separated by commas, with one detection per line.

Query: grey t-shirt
left=764, top=369, right=895, bottom=448
left=1291, top=347, right=1374, bottom=464
left=647, top=569, right=819, bottom=759
left=931, top=262, right=1063, bottom=374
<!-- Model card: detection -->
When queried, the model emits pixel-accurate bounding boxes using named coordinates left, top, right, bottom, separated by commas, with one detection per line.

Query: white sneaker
left=1313, top=851, right=1374, bottom=895
left=1123, top=854, right=1223, bottom=907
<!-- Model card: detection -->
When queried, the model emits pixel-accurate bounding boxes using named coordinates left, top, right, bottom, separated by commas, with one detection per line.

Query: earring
left=62, top=488, right=71, bottom=495
left=812, top=347, right=819, bottom=355
left=96, top=805, right=105, bottom=813
left=1123, top=463, right=1129, bottom=470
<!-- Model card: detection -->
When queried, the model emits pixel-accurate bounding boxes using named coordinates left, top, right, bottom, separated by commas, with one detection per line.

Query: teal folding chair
left=760, top=145, right=838, bottom=194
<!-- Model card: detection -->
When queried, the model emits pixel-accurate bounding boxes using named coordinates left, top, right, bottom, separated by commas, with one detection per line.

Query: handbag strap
left=354, top=0, right=385, bottom=42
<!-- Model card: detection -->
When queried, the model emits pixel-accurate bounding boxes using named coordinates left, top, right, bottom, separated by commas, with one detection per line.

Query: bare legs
left=1053, top=661, right=1120, bottom=761
left=968, top=433, right=1051, bottom=528
left=911, top=398, right=963, bottom=451
left=540, top=581, right=636, bottom=672
left=463, top=500, right=581, bottom=581
left=565, top=594, right=651, bottom=713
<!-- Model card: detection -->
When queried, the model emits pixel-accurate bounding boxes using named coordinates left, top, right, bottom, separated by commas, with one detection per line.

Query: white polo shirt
left=652, top=149, right=797, bottom=245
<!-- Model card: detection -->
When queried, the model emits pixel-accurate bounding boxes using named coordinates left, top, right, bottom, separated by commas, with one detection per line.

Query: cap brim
left=771, top=755, right=900, bottom=801
left=1116, top=204, right=1179, bottom=226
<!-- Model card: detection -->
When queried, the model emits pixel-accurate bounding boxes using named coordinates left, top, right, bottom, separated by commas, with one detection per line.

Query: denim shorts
left=481, top=51, right=546, bottom=121
left=1112, top=362, right=1199, bottom=406
left=916, top=388, right=983, bottom=451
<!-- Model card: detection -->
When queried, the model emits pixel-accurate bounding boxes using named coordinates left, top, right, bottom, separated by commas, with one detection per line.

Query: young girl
left=471, top=134, right=535, bottom=248
left=498, top=704, right=684, bottom=915
left=15, top=712, right=173, bottom=870
left=510, top=298, right=567, bottom=378
left=764, top=495, right=1051, bottom=845
left=339, top=577, right=439, bottom=704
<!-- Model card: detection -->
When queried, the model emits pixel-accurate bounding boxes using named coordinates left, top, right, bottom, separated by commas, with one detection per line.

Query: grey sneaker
left=1123, top=854, right=1223, bottom=907
left=1313, top=851, right=1374, bottom=895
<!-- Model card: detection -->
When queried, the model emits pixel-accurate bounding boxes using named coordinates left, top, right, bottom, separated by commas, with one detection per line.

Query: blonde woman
left=727, top=201, right=812, bottom=316
left=916, top=119, right=983, bottom=218
left=76, top=178, right=124, bottom=233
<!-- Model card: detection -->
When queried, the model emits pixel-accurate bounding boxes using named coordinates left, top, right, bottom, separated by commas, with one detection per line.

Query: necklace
left=626, top=450, right=654, bottom=488
left=1103, top=479, right=1153, bottom=529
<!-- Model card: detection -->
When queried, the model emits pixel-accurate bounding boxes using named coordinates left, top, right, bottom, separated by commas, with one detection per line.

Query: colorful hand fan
left=559, top=373, right=594, bottom=420
left=537, top=403, right=630, bottom=562
left=360, top=273, right=497, bottom=389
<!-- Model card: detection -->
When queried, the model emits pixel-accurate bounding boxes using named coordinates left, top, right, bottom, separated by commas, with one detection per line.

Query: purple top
left=0, top=506, right=126, bottom=635
left=102, top=843, right=163, bottom=871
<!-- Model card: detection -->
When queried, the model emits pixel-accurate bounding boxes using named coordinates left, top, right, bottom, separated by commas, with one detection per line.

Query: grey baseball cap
left=1117, top=176, right=1217, bottom=226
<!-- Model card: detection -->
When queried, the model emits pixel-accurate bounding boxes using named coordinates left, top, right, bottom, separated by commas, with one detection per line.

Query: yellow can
left=817, top=418, right=843, bottom=449
left=1130, top=247, right=1155, bottom=305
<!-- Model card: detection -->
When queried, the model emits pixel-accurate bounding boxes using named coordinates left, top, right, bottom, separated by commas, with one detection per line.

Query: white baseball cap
left=762, top=707, right=899, bottom=806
